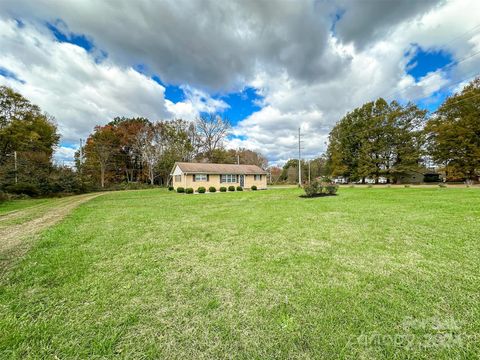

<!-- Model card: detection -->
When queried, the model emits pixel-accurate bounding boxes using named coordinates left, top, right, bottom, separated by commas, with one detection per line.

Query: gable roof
left=173, top=162, right=267, bottom=175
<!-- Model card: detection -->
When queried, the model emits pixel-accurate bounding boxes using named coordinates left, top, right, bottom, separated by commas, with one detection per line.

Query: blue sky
left=405, top=46, right=454, bottom=112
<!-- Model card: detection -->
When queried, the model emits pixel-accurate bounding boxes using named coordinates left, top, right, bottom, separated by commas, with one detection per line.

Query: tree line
left=324, top=78, right=480, bottom=183
left=0, top=85, right=268, bottom=197
left=0, top=86, right=81, bottom=197
left=79, top=114, right=268, bottom=188
left=1, top=76, right=478, bottom=196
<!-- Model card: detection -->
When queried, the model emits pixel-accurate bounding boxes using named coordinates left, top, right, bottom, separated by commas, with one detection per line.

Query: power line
left=438, top=91, right=480, bottom=109
left=441, top=22, right=480, bottom=48
left=383, top=49, right=480, bottom=101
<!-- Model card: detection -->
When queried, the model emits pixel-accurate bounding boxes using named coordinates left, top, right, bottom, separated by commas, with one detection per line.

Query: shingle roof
left=174, top=162, right=267, bottom=175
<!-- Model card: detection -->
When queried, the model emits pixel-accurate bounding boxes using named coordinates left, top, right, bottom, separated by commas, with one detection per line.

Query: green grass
left=0, top=198, right=55, bottom=215
left=1, top=188, right=479, bottom=358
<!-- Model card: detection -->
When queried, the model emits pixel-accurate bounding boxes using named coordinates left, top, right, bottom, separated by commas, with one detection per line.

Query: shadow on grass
left=299, top=194, right=338, bottom=198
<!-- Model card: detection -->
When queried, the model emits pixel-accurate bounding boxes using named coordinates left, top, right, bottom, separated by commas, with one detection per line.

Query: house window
left=254, top=174, right=262, bottom=181
left=194, top=174, right=208, bottom=181
left=174, top=175, right=181, bottom=182
left=220, top=174, right=237, bottom=183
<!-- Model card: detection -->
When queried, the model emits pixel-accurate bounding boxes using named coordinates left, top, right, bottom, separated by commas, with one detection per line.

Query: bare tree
left=86, top=125, right=119, bottom=188
left=195, top=114, right=231, bottom=161
left=135, top=124, right=164, bottom=185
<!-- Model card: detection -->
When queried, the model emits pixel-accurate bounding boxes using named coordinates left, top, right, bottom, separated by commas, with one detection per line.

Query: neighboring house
left=171, top=162, right=268, bottom=191
left=333, top=177, right=348, bottom=184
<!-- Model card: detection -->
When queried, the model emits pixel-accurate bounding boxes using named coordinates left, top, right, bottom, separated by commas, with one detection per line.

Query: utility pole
left=79, top=138, right=83, bottom=161
left=79, top=138, right=83, bottom=173
left=298, top=127, right=302, bottom=186
left=308, top=159, right=311, bottom=184
left=14, top=151, right=17, bottom=184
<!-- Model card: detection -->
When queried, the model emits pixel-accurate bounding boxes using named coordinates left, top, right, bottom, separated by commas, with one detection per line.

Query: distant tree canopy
left=80, top=115, right=268, bottom=188
left=278, top=156, right=328, bottom=184
left=0, top=86, right=78, bottom=195
left=3, top=75, right=480, bottom=195
left=326, top=98, right=427, bottom=183
left=425, top=78, right=480, bottom=181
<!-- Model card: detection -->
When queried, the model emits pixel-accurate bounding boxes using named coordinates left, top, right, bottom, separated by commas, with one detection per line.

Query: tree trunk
left=149, top=166, right=154, bottom=185
left=100, top=164, right=105, bottom=188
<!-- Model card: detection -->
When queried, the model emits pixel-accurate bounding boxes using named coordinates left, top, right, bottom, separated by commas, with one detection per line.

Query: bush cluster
left=4, top=182, right=40, bottom=197
left=186, top=188, right=194, bottom=194
left=220, top=187, right=227, bottom=192
left=228, top=186, right=235, bottom=192
left=209, top=186, right=216, bottom=193
left=198, top=187, right=206, bottom=193
left=0, top=190, right=9, bottom=202
left=251, top=185, right=257, bottom=191
left=168, top=186, right=174, bottom=191
left=325, top=184, right=338, bottom=195
left=303, top=181, right=338, bottom=198
left=304, top=182, right=321, bottom=197
left=177, top=187, right=185, bottom=193
left=236, top=186, right=243, bottom=191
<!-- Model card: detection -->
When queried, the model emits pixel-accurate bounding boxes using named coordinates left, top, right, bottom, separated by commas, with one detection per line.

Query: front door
left=240, top=175, right=244, bottom=187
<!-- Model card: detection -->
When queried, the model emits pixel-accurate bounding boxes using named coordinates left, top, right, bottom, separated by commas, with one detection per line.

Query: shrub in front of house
left=168, top=186, right=174, bottom=191
left=186, top=188, right=194, bottom=194
left=236, top=186, right=243, bottom=191
left=228, top=186, right=235, bottom=192
left=251, top=185, right=257, bottom=191
left=198, top=187, right=206, bottom=193
left=220, top=187, right=227, bottom=192
left=209, top=186, right=216, bottom=193
left=177, top=187, right=185, bottom=193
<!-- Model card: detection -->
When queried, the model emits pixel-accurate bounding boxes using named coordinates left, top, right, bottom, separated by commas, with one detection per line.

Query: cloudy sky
left=1, top=0, right=479, bottom=165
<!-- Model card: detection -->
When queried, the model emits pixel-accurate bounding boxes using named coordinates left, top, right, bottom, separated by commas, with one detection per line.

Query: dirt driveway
left=0, top=193, right=103, bottom=272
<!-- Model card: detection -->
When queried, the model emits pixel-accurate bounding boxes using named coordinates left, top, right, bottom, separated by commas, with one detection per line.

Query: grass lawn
left=0, top=198, right=56, bottom=215
left=1, top=188, right=479, bottom=358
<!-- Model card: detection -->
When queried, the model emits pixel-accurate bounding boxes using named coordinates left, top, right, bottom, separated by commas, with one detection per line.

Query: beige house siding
left=172, top=172, right=267, bottom=191
left=244, top=175, right=266, bottom=189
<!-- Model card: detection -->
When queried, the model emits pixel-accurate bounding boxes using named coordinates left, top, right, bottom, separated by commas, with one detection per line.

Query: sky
left=1, top=0, right=480, bottom=166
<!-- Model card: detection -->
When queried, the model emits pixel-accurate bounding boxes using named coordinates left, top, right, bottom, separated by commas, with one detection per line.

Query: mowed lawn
left=1, top=188, right=479, bottom=359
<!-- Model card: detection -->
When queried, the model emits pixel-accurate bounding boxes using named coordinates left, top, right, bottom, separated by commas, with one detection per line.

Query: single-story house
left=170, top=162, right=268, bottom=191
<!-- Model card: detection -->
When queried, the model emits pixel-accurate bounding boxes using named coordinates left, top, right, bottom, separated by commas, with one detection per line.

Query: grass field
left=0, top=198, right=56, bottom=215
left=1, top=188, right=479, bottom=358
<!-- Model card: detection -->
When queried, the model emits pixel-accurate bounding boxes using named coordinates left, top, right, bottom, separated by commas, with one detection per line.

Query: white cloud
left=0, top=17, right=224, bottom=153
left=53, top=146, right=77, bottom=167
left=229, top=0, right=480, bottom=162
left=166, top=86, right=229, bottom=120
left=1, top=0, right=480, bottom=165
left=0, top=18, right=173, bottom=143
